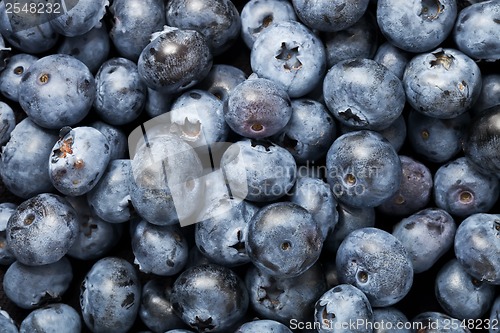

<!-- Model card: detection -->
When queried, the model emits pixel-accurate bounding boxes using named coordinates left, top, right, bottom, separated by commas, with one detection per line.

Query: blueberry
left=372, top=307, right=411, bottom=333
left=94, top=57, right=147, bottom=125
left=403, top=48, right=482, bottom=119
left=144, top=87, right=173, bottom=118
left=392, top=208, right=456, bottom=273
left=489, top=296, right=500, bottom=333
left=373, top=41, right=412, bottom=80
left=49, top=126, right=111, bottom=196
left=314, top=284, right=373, bottom=333
left=6, top=193, right=79, bottom=266
left=435, top=259, right=495, bottom=320
left=171, top=264, right=249, bottom=332
left=377, top=0, right=457, bottom=52
left=0, top=308, right=18, bottom=333
left=196, top=64, right=246, bottom=103
left=0, top=101, right=15, bottom=146
left=0, top=53, right=38, bottom=102
left=454, top=213, right=500, bottom=284
left=236, top=319, right=293, bottom=333
left=323, top=59, right=405, bottom=130
left=18, top=54, right=96, bottom=129
left=472, top=74, right=500, bottom=115
left=240, top=0, right=297, bottom=49
left=453, top=0, right=500, bottom=61
left=166, top=0, right=241, bottom=55
left=3, top=257, right=73, bottom=309
left=336, top=227, right=413, bottom=306
left=131, top=220, right=188, bottom=276
left=247, top=202, right=323, bottom=278
left=49, top=0, right=107, bottom=37
left=326, top=130, right=402, bottom=208
left=0, top=118, right=58, bottom=198
left=412, top=311, right=471, bottom=333
left=246, top=263, right=327, bottom=324
left=90, top=120, right=128, bottom=160
left=0, top=202, right=16, bottom=265
left=251, top=21, right=326, bottom=98
left=109, top=0, right=166, bottom=61
left=80, top=257, right=141, bottom=333
left=20, top=303, right=81, bottom=333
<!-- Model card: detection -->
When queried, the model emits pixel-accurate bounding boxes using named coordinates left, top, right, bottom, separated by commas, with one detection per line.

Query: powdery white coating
left=0, top=54, right=38, bottom=102
left=50, top=0, right=108, bottom=37
left=20, top=303, right=82, bottom=333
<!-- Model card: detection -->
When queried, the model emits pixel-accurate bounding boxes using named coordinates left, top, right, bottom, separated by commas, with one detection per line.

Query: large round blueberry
left=0, top=53, right=38, bottom=102
left=20, top=303, right=81, bottom=333
left=49, top=0, right=107, bottom=37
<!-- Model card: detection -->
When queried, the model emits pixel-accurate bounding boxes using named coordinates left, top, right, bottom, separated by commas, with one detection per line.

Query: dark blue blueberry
left=314, top=284, right=373, bottom=333
left=90, top=121, right=128, bottom=160
left=373, top=41, right=412, bottom=80
left=246, top=202, right=323, bottom=278
left=453, top=0, right=500, bottom=61
left=236, top=319, right=292, bottom=333
left=0, top=101, right=15, bottom=146
left=372, top=307, right=411, bottom=333
left=336, top=227, right=413, bottom=306
left=325, top=130, right=402, bottom=208
left=196, top=64, right=246, bottom=103
left=0, top=202, right=16, bottom=265
left=3, top=257, right=73, bottom=309
left=472, top=74, right=500, bottom=115
left=20, top=303, right=81, bottom=333
left=240, top=0, right=297, bottom=49
left=377, top=0, right=457, bottom=52
left=49, top=126, right=111, bottom=196
left=403, top=48, right=482, bottom=119
left=94, top=57, right=147, bottom=125
left=6, top=193, right=79, bottom=266
left=407, top=109, right=470, bottom=163
left=251, top=21, right=326, bottom=98
left=0, top=53, right=38, bottom=102
left=412, top=312, right=471, bottom=333
left=131, top=220, right=188, bottom=276
left=80, top=257, right=141, bottom=333
left=49, top=0, right=107, bottom=37
left=0, top=118, right=58, bottom=198
left=435, top=259, right=495, bottom=320
left=454, top=213, right=500, bottom=284
left=145, top=87, right=173, bottom=118
left=0, top=308, right=18, bottom=333
left=392, top=208, right=456, bottom=273
left=434, top=157, right=499, bottom=217
left=324, top=59, right=405, bottom=130
left=18, top=54, right=96, bottom=129
left=171, top=264, right=249, bottom=332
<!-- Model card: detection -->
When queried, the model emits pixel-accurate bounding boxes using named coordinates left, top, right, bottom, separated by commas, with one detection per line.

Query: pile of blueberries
left=0, top=0, right=500, bottom=332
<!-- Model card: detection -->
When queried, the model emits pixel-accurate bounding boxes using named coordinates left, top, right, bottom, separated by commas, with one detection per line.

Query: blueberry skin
left=323, top=59, right=405, bottom=130
left=90, top=121, right=128, bottom=160
left=145, top=87, right=173, bottom=118
left=453, top=0, right=500, bottom=61
left=454, top=213, right=500, bottom=284
left=196, top=64, right=246, bottom=103
left=87, top=159, right=132, bottom=224
left=325, top=130, right=402, bottom=208
left=273, top=99, right=337, bottom=164
left=378, top=155, right=433, bottom=216
left=377, top=0, right=457, bottom=53
left=0, top=308, right=18, bottom=333
left=20, top=303, right=81, bottom=333
left=80, top=257, right=141, bottom=333
left=166, top=0, right=241, bottom=56
left=403, top=48, right=482, bottom=119
left=472, top=74, right=500, bottom=115
left=314, top=284, right=373, bottom=333
left=57, top=24, right=110, bottom=74
left=49, top=0, right=107, bottom=37
left=489, top=296, right=500, bottom=333
left=373, top=41, right=411, bottom=80
left=392, top=208, right=456, bottom=274
left=435, top=259, right=495, bottom=320
left=0, top=101, right=15, bottom=146
left=434, top=157, right=499, bottom=217
left=0, top=53, right=38, bottom=102
left=49, top=127, right=111, bottom=196
left=236, top=319, right=293, bottom=333
left=131, top=220, right=188, bottom=276
left=240, top=0, right=297, bottom=49
left=412, top=312, right=471, bottom=333
left=336, top=227, right=413, bottom=307
left=407, top=109, right=470, bottom=163
left=0, top=202, right=16, bottom=265
left=246, top=263, right=327, bottom=324
left=109, top=0, right=166, bottom=61
left=225, top=76, right=292, bottom=139
left=195, top=198, right=258, bottom=267
left=129, top=134, right=204, bottom=226
left=251, top=21, right=326, bottom=98
left=290, top=176, right=339, bottom=241
left=247, top=202, right=323, bottom=278
left=94, top=57, right=147, bottom=125
left=139, top=278, right=186, bottom=333
left=292, top=0, right=369, bottom=32
left=3, top=257, right=73, bottom=310
left=138, top=27, right=213, bottom=94
left=323, top=13, right=378, bottom=68
left=221, top=140, right=297, bottom=202
left=168, top=89, right=229, bottom=147
left=18, top=54, right=96, bottom=129
left=372, top=307, right=411, bottom=333
left=171, top=264, right=249, bottom=332
left=0, top=118, right=58, bottom=198
left=6, top=193, right=79, bottom=266
left=165, top=330, right=196, bottom=333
